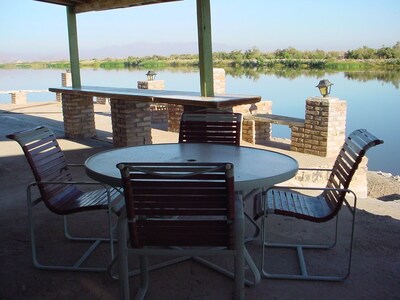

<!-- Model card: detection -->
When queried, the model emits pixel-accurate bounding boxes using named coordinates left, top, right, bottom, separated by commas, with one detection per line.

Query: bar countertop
left=49, top=86, right=261, bottom=108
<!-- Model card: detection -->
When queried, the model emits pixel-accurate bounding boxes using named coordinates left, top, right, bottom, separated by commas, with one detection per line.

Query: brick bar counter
left=49, top=86, right=261, bottom=147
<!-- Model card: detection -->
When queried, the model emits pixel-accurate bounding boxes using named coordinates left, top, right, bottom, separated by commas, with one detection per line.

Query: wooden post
left=66, top=7, right=81, bottom=88
left=196, top=0, right=214, bottom=97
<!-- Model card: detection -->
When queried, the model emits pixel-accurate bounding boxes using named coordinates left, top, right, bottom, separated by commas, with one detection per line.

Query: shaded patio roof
left=33, top=0, right=214, bottom=97
left=34, top=0, right=182, bottom=13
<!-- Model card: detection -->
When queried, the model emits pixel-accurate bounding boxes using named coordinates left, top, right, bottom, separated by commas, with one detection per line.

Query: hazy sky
left=1, top=0, right=399, bottom=62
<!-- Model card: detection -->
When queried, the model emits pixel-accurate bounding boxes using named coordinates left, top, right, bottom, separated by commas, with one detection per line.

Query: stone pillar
left=167, top=68, right=227, bottom=132
left=11, top=92, right=27, bottom=104
left=95, top=97, right=108, bottom=105
left=137, top=80, right=165, bottom=90
left=213, top=68, right=226, bottom=94
left=167, top=104, right=185, bottom=133
left=233, top=101, right=272, bottom=144
left=137, top=79, right=167, bottom=126
left=292, top=96, right=347, bottom=157
left=110, top=99, right=152, bottom=147
left=56, top=72, right=72, bottom=102
left=61, top=93, right=96, bottom=139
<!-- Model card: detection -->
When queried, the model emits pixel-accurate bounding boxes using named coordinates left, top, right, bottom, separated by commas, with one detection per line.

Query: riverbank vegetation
left=1, top=43, right=400, bottom=71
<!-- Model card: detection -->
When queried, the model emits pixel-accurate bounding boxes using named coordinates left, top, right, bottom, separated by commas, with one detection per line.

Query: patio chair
left=7, top=126, right=121, bottom=272
left=253, top=129, right=383, bottom=281
left=178, top=110, right=261, bottom=239
left=116, top=162, right=245, bottom=300
left=179, top=110, right=242, bottom=146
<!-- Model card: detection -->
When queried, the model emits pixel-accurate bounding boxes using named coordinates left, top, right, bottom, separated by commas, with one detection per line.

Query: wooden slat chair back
left=7, top=126, right=119, bottom=271
left=8, top=126, right=92, bottom=214
left=179, top=110, right=242, bottom=146
left=253, top=129, right=383, bottom=281
left=120, top=162, right=235, bottom=248
left=116, top=162, right=245, bottom=300
left=321, top=129, right=383, bottom=220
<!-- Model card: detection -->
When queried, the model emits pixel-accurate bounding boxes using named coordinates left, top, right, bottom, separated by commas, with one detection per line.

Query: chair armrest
left=29, top=180, right=120, bottom=202
left=66, top=164, right=85, bottom=168
left=298, top=167, right=333, bottom=172
left=32, top=180, right=109, bottom=188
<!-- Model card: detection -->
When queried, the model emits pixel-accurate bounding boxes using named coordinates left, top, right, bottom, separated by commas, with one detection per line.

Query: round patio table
left=84, top=143, right=298, bottom=286
left=85, top=143, right=298, bottom=192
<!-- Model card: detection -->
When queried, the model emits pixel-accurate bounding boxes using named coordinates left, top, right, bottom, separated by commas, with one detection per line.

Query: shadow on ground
left=1, top=107, right=399, bottom=299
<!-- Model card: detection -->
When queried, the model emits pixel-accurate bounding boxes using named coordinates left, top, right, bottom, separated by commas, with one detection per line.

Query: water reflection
left=344, top=71, right=400, bottom=89
left=223, top=67, right=400, bottom=89
left=0, top=67, right=398, bottom=175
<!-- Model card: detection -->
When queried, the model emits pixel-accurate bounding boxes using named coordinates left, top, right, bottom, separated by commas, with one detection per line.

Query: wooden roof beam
left=34, top=0, right=86, bottom=7
left=34, top=0, right=182, bottom=13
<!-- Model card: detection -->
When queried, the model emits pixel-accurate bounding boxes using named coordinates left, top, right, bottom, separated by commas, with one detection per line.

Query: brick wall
left=11, top=92, right=27, bottom=104
left=110, top=99, right=152, bottom=147
left=213, top=68, right=226, bottom=94
left=233, top=101, right=272, bottom=144
left=56, top=72, right=72, bottom=102
left=137, top=80, right=165, bottom=90
left=292, top=97, right=346, bottom=157
left=61, top=93, right=96, bottom=139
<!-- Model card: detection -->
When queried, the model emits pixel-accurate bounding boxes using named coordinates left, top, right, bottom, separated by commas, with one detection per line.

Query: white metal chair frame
left=254, top=129, right=383, bottom=281
left=26, top=178, right=121, bottom=272
left=8, top=126, right=122, bottom=272
left=116, top=162, right=247, bottom=300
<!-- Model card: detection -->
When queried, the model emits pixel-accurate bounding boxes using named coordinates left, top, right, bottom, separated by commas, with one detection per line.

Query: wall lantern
left=316, top=79, right=333, bottom=97
left=146, top=70, right=157, bottom=81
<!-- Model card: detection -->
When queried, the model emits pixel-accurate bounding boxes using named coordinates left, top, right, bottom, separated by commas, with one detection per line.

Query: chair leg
left=234, top=244, right=244, bottom=300
left=117, top=215, right=149, bottom=300
left=63, top=188, right=119, bottom=259
left=261, top=213, right=354, bottom=281
left=136, top=256, right=149, bottom=300
left=27, top=184, right=109, bottom=272
left=243, top=189, right=262, bottom=242
left=118, top=215, right=130, bottom=300
left=244, top=210, right=261, bottom=242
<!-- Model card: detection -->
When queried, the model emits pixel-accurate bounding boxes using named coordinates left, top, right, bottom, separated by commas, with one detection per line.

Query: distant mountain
left=79, top=41, right=234, bottom=59
left=0, top=51, right=69, bottom=63
left=0, top=41, right=234, bottom=63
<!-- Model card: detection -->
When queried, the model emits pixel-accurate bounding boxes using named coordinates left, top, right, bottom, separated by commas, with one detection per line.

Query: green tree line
left=121, top=42, right=400, bottom=70
left=1, top=43, right=399, bottom=70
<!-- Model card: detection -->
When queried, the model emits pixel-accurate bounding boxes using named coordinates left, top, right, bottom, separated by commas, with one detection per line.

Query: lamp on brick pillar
left=316, top=79, right=333, bottom=97
left=146, top=70, right=157, bottom=81
left=291, top=79, right=347, bottom=158
left=137, top=71, right=164, bottom=90
left=136, top=71, right=167, bottom=135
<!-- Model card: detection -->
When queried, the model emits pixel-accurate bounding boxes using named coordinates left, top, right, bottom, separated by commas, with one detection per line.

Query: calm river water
left=1, top=68, right=399, bottom=175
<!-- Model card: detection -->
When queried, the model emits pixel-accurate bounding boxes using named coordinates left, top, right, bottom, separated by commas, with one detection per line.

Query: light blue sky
left=1, top=0, right=399, bottom=62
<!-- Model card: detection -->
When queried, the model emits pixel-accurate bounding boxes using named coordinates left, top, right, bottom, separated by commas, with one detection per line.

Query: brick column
left=11, top=92, right=27, bottom=104
left=167, top=68, right=227, bottom=132
left=137, top=79, right=167, bottom=127
left=293, top=96, right=347, bottom=157
left=95, top=97, right=108, bottom=105
left=213, top=68, right=226, bottom=94
left=233, top=101, right=272, bottom=144
left=167, top=104, right=184, bottom=133
left=61, top=93, right=96, bottom=139
left=137, top=80, right=165, bottom=90
left=110, top=99, right=152, bottom=147
left=56, top=72, right=72, bottom=102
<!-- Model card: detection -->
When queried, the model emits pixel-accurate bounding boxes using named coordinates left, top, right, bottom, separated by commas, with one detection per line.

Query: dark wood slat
left=258, top=129, right=383, bottom=223
left=119, top=162, right=235, bottom=249
left=179, top=111, right=242, bottom=146
left=8, top=126, right=117, bottom=215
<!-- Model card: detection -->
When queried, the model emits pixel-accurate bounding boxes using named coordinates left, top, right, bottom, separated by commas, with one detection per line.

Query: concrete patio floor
left=0, top=102, right=399, bottom=299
